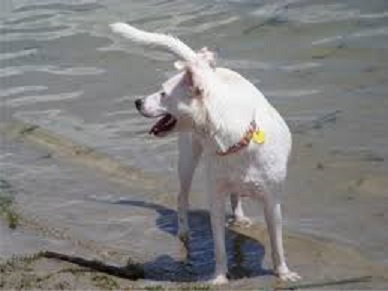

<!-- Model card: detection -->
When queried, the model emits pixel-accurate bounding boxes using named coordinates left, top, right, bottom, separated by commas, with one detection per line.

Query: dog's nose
left=134, top=99, right=142, bottom=111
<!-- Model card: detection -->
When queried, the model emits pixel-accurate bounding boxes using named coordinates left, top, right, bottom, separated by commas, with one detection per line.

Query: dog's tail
left=110, top=22, right=197, bottom=62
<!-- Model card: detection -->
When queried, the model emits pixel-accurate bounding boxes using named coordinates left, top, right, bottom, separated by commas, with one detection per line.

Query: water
left=1, top=0, right=387, bottom=264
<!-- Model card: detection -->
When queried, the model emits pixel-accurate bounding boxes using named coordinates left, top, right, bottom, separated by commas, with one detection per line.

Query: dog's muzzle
left=134, top=98, right=177, bottom=137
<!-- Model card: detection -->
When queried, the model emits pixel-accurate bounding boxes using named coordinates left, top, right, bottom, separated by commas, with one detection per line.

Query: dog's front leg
left=263, top=190, right=301, bottom=282
left=177, top=133, right=202, bottom=244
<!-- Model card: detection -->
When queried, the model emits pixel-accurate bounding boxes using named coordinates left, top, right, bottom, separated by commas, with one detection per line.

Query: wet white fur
left=110, top=22, right=301, bottom=284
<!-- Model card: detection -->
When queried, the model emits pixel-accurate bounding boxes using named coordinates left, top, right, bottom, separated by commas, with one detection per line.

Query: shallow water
left=1, top=0, right=387, bottom=265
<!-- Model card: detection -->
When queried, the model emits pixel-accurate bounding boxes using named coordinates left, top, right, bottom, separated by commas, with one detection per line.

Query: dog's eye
left=160, top=92, right=167, bottom=98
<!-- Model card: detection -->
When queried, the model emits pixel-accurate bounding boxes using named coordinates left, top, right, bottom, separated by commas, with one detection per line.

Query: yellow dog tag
left=252, top=129, right=265, bottom=144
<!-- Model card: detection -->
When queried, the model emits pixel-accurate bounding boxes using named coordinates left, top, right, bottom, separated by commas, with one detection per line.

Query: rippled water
left=1, top=0, right=388, bottom=264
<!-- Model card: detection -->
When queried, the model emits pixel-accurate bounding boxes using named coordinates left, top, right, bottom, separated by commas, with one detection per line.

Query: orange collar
left=216, top=120, right=257, bottom=156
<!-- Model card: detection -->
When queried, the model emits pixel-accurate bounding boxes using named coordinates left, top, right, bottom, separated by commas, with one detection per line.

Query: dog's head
left=135, top=48, right=216, bottom=137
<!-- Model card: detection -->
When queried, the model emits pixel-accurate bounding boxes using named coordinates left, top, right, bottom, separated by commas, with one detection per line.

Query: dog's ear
left=184, top=63, right=209, bottom=99
left=173, top=61, right=201, bottom=97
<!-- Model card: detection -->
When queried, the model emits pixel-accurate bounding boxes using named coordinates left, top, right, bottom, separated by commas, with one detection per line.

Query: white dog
left=110, top=23, right=301, bottom=284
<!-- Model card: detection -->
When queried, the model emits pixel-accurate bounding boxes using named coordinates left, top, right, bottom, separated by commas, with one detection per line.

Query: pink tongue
left=149, top=114, right=176, bottom=136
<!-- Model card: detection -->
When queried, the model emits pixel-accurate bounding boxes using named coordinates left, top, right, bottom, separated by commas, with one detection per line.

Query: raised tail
left=110, top=22, right=197, bottom=62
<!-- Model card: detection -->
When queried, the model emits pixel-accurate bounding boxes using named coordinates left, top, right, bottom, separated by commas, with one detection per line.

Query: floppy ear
left=184, top=63, right=209, bottom=99
left=173, top=61, right=200, bottom=96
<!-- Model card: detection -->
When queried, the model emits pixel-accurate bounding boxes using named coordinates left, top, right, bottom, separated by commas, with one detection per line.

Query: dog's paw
left=278, top=270, right=301, bottom=282
left=178, top=231, right=189, bottom=243
left=210, top=274, right=228, bottom=285
left=178, top=231, right=190, bottom=250
left=177, top=224, right=189, bottom=242
left=227, top=215, right=252, bottom=228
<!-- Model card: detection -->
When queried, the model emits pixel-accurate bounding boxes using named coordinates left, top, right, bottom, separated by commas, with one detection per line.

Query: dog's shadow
left=114, top=199, right=272, bottom=282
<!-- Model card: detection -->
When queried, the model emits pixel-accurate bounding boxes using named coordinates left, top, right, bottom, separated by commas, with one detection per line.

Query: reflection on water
left=0, top=0, right=387, bottom=264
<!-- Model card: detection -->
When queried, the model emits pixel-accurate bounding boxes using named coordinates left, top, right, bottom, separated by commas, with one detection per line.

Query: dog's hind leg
left=207, top=177, right=228, bottom=284
left=228, top=193, right=252, bottom=227
left=263, top=184, right=301, bottom=282
left=177, top=133, right=202, bottom=244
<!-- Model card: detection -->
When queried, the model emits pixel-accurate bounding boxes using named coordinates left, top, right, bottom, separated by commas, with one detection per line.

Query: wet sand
left=1, top=120, right=387, bottom=290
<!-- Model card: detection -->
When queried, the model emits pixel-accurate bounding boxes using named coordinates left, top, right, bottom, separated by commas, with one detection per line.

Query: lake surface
left=1, top=0, right=387, bottom=265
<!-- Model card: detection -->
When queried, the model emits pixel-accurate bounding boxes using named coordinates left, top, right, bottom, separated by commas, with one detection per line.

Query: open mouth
left=149, top=113, right=177, bottom=136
